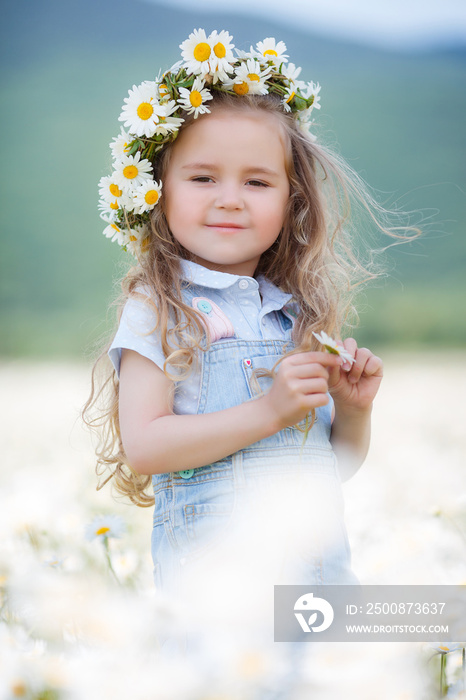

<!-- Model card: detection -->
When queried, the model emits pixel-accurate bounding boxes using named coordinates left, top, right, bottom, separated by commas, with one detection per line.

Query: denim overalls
left=150, top=287, right=359, bottom=603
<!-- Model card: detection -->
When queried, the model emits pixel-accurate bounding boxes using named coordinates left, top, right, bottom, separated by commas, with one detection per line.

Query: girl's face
left=163, top=109, right=290, bottom=277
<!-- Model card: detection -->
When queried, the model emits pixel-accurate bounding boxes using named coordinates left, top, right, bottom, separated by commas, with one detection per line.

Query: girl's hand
left=261, top=351, right=343, bottom=430
left=327, top=338, right=383, bottom=412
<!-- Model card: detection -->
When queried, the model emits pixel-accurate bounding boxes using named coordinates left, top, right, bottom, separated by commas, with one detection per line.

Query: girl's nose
left=215, top=182, right=244, bottom=210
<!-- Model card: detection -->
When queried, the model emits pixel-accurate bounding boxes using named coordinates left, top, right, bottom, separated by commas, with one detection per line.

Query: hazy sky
left=148, top=0, right=466, bottom=49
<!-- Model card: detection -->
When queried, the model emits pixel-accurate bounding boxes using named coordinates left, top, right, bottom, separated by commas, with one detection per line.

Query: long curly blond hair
left=83, top=91, right=415, bottom=506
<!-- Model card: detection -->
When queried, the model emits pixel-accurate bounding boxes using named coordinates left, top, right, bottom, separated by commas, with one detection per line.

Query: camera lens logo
left=294, top=592, right=334, bottom=633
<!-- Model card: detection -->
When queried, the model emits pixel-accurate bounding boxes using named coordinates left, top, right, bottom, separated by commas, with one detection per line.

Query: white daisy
left=112, top=152, right=153, bottom=192
left=98, top=174, right=124, bottom=203
left=132, top=222, right=150, bottom=241
left=43, top=555, right=65, bottom=569
left=178, top=77, right=213, bottom=118
left=103, top=223, right=127, bottom=246
left=282, top=79, right=307, bottom=111
left=158, top=82, right=170, bottom=100
left=131, top=179, right=162, bottom=214
left=253, top=37, right=288, bottom=67
left=119, top=81, right=166, bottom=138
left=226, top=59, right=271, bottom=96
left=85, top=514, right=126, bottom=541
left=280, top=62, right=302, bottom=84
left=302, top=81, right=322, bottom=110
left=109, top=128, right=132, bottom=161
left=126, top=223, right=151, bottom=256
left=98, top=197, right=121, bottom=223
left=180, top=28, right=213, bottom=76
left=152, top=115, right=184, bottom=137
left=208, top=29, right=235, bottom=83
left=312, top=331, right=355, bottom=365
left=279, top=64, right=307, bottom=111
left=234, top=48, right=254, bottom=60
left=428, top=642, right=463, bottom=654
left=151, top=99, right=184, bottom=136
left=282, top=85, right=298, bottom=112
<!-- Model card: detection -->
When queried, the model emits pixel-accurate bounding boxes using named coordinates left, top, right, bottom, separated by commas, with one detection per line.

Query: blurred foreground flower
left=312, top=330, right=355, bottom=365
left=426, top=642, right=466, bottom=698
left=85, top=514, right=127, bottom=585
left=84, top=514, right=126, bottom=541
left=429, top=642, right=465, bottom=654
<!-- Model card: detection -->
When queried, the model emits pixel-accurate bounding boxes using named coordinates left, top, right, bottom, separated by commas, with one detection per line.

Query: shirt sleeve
left=108, top=295, right=166, bottom=378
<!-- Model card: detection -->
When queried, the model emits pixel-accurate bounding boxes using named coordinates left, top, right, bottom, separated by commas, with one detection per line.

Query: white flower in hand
left=312, top=331, right=355, bottom=366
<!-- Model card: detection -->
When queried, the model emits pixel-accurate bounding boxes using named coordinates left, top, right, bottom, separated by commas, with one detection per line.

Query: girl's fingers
left=362, top=353, right=384, bottom=378
left=342, top=337, right=358, bottom=355
left=294, top=361, right=345, bottom=381
left=347, top=348, right=381, bottom=383
left=290, top=351, right=344, bottom=369
left=339, top=337, right=357, bottom=372
left=300, top=377, right=331, bottom=395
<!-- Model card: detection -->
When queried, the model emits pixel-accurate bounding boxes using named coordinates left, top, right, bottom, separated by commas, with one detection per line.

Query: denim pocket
left=185, top=502, right=234, bottom=546
left=183, top=493, right=237, bottom=564
left=241, top=354, right=319, bottom=430
left=241, top=353, right=283, bottom=399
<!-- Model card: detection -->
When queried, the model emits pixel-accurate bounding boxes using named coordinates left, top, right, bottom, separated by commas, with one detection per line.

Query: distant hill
left=1, top=0, right=465, bottom=356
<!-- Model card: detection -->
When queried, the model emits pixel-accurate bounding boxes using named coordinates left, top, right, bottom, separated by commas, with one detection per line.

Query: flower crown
left=98, top=28, right=321, bottom=255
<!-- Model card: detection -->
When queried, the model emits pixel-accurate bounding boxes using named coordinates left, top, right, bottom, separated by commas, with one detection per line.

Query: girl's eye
left=247, top=180, right=269, bottom=187
left=192, top=176, right=213, bottom=183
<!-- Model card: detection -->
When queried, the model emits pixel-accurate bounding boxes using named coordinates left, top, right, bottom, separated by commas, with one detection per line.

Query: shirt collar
left=180, top=259, right=293, bottom=310
left=180, top=259, right=243, bottom=289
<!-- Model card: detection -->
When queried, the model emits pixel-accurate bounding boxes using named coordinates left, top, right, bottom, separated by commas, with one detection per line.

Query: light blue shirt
left=109, top=260, right=297, bottom=414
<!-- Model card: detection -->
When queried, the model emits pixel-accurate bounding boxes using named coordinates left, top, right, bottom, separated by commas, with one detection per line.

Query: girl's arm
left=327, top=339, right=383, bottom=481
left=119, top=347, right=343, bottom=475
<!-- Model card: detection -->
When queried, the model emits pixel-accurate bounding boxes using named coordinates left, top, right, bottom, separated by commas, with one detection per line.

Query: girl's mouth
left=206, top=223, right=245, bottom=229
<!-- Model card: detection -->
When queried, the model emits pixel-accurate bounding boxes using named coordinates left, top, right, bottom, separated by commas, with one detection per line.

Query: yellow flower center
left=144, top=189, right=159, bottom=205
left=137, top=102, right=154, bottom=120
left=233, top=82, right=249, bottom=96
left=264, top=49, right=278, bottom=57
left=109, top=183, right=122, bottom=197
left=325, top=345, right=339, bottom=355
left=123, top=165, right=138, bottom=180
left=110, top=200, right=119, bottom=210
left=248, top=73, right=260, bottom=82
left=141, top=237, right=150, bottom=251
left=129, top=235, right=137, bottom=242
left=111, top=224, right=120, bottom=231
left=189, top=90, right=203, bottom=108
left=214, top=42, right=226, bottom=58
left=11, top=682, right=27, bottom=697
left=286, top=91, right=296, bottom=104
left=96, top=526, right=110, bottom=536
left=159, top=83, right=168, bottom=96
left=193, top=42, right=211, bottom=62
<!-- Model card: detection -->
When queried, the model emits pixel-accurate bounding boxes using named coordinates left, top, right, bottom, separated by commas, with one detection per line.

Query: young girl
left=88, top=29, right=386, bottom=610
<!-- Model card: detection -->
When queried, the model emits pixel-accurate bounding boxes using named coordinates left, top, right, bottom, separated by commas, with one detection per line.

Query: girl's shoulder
left=118, top=286, right=157, bottom=328
left=109, top=286, right=164, bottom=377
